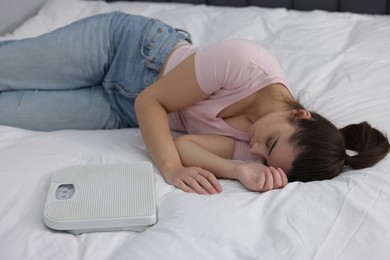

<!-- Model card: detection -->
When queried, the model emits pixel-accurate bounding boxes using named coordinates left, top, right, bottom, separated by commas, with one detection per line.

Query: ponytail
left=286, top=107, right=389, bottom=182
left=340, top=122, right=390, bottom=169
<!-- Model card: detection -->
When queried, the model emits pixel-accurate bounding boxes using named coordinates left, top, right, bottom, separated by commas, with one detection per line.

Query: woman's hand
left=165, top=166, right=222, bottom=195
left=235, top=162, right=288, bottom=192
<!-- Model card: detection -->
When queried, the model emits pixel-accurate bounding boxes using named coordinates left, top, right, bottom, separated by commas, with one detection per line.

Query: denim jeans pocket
left=140, top=19, right=165, bottom=63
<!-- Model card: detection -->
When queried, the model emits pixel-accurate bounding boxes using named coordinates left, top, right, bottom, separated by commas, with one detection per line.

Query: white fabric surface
left=1, top=0, right=390, bottom=259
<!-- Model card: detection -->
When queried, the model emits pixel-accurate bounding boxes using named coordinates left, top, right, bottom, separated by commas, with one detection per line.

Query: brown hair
left=284, top=102, right=390, bottom=182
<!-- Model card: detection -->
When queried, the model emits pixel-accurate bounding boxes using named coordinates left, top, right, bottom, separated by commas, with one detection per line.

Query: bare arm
left=174, top=134, right=289, bottom=192
left=174, top=134, right=238, bottom=179
left=135, top=54, right=221, bottom=194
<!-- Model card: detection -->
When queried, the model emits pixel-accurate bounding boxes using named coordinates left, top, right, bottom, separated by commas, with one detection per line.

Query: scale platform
left=43, top=162, right=156, bottom=234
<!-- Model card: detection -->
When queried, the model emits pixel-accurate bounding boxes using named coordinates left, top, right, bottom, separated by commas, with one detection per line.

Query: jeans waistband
left=142, top=19, right=192, bottom=79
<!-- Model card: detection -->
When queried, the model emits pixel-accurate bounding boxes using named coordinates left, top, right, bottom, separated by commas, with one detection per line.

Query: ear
left=290, top=109, right=311, bottom=120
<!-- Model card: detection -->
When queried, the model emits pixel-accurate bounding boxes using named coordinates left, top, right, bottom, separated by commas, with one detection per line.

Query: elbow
left=175, top=135, right=197, bottom=146
left=174, top=135, right=190, bottom=149
left=174, top=135, right=196, bottom=164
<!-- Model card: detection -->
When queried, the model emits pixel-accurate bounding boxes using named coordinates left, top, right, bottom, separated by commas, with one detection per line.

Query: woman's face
left=248, top=110, right=310, bottom=174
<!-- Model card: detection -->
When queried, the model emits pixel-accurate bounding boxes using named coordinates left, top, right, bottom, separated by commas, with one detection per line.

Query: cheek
left=268, top=156, right=285, bottom=171
left=268, top=146, right=295, bottom=173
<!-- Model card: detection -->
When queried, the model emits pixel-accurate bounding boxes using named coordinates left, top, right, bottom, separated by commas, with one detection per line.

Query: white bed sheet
left=1, top=0, right=390, bottom=259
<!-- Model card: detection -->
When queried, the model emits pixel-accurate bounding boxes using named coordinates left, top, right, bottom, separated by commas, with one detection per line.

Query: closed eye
left=268, top=137, right=279, bottom=156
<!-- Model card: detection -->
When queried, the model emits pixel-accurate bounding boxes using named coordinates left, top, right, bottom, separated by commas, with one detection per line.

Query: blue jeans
left=0, top=12, right=190, bottom=130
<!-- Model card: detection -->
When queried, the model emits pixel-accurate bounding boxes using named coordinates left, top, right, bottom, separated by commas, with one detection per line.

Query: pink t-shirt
left=163, top=39, right=291, bottom=161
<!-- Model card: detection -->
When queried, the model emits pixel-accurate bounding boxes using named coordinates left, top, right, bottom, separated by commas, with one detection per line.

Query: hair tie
left=344, top=154, right=351, bottom=166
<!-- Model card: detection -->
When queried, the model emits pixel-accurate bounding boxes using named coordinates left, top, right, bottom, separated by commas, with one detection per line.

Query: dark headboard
left=105, top=0, right=390, bottom=15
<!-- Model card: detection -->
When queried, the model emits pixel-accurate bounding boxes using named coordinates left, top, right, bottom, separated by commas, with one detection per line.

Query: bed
left=1, top=0, right=390, bottom=259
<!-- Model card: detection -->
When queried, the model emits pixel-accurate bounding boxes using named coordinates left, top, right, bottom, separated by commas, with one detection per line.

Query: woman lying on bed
left=0, top=12, right=389, bottom=194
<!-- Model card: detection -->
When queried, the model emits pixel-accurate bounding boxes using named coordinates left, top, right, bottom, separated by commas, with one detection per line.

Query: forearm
left=174, top=135, right=289, bottom=192
left=174, top=135, right=240, bottom=180
left=135, top=95, right=183, bottom=181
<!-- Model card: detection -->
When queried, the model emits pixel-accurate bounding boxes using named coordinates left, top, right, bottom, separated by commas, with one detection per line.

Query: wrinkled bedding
left=1, top=0, right=390, bottom=259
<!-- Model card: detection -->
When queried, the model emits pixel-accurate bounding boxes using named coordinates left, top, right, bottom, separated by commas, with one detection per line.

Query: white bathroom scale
left=43, top=162, right=156, bottom=234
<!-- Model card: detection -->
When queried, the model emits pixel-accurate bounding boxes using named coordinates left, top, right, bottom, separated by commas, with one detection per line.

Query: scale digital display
left=55, top=184, right=75, bottom=200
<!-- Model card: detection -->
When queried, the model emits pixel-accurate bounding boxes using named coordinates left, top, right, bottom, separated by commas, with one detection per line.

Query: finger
left=184, top=176, right=210, bottom=195
left=269, top=167, right=283, bottom=189
left=174, top=180, right=198, bottom=194
left=262, top=168, right=274, bottom=192
left=198, top=170, right=222, bottom=194
left=190, top=173, right=216, bottom=194
left=278, top=168, right=288, bottom=187
left=250, top=171, right=266, bottom=192
left=256, top=171, right=266, bottom=191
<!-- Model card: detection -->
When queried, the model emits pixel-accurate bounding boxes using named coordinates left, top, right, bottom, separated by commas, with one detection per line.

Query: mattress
left=1, top=0, right=390, bottom=259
